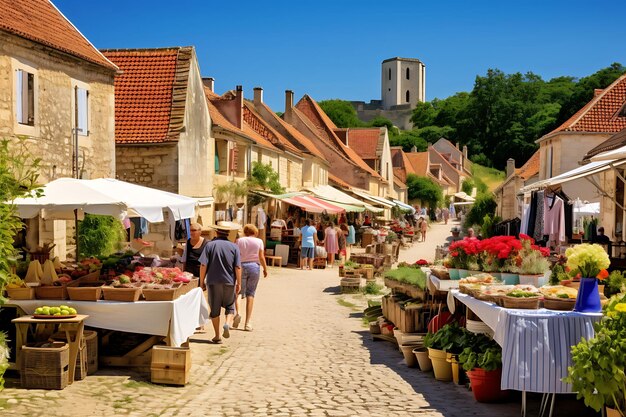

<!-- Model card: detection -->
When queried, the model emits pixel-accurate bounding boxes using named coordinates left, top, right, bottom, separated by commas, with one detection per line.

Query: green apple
left=68, top=308, right=77, bottom=315
left=50, top=307, right=60, bottom=314
left=53, top=312, right=61, bottom=316
left=34, top=307, right=43, bottom=315
left=42, top=308, right=50, bottom=315
left=60, top=310, right=69, bottom=315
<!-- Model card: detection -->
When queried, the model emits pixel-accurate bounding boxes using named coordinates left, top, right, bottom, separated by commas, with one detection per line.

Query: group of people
left=299, top=219, right=356, bottom=269
left=182, top=222, right=267, bottom=344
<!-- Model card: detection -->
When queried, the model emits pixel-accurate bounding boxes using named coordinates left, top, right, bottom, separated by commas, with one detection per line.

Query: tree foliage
left=246, top=161, right=285, bottom=207
left=318, top=99, right=364, bottom=128
left=464, top=194, right=497, bottom=229
left=406, top=174, right=442, bottom=208
left=78, top=214, right=126, bottom=258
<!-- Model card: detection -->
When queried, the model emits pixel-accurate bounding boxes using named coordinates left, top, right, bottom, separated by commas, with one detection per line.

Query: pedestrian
left=442, top=207, right=450, bottom=225
left=325, top=222, right=339, bottom=268
left=466, top=227, right=475, bottom=238
left=338, top=223, right=348, bottom=265
left=420, top=217, right=428, bottom=242
left=199, top=222, right=242, bottom=344
left=363, top=215, right=371, bottom=227
left=181, top=222, right=208, bottom=278
left=316, top=221, right=325, bottom=244
left=234, top=224, right=268, bottom=332
left=299, top=219, right=317, bottom=270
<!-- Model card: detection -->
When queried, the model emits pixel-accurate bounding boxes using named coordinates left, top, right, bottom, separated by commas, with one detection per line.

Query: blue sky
left=55, top=0, right=626, bottom=111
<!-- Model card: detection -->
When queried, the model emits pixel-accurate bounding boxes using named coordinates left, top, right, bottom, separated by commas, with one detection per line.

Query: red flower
left=597, top=269, right=609, bottom=280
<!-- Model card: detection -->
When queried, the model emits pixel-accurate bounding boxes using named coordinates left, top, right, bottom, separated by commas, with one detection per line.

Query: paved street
left=0, top=220, right=596, bottom=416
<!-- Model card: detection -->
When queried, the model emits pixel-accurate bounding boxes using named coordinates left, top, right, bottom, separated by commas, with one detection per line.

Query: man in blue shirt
left=199, top=222, right=242, bottom=344
left=299, top=219, right=318, bottom=270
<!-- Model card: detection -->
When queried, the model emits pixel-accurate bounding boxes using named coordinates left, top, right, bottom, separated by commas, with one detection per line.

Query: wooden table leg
left=14, top=323, right=28, bottom=370
left=64, top=322, right=85, bottom=384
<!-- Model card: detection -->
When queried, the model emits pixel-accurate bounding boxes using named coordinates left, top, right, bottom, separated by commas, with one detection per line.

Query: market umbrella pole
left=74, top=208, right=79, bottom=261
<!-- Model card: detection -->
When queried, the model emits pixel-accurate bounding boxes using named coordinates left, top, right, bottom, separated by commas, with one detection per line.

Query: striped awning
left=281, top=195, right=345, bottom=214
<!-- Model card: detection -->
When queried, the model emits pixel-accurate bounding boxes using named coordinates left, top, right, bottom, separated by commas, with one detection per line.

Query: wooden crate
left=101, top=286, right=142, bottom=302
left=142, top=283, right=183, bottom=301
left=6, top=286, right=35, bottom=300
left=150, top=345, right=191, bottom=385
left=21, top=342, right=69, bottom=390
left=67, top=283, right=104, bottom=301
left=313, top=258, right=326, bottom=269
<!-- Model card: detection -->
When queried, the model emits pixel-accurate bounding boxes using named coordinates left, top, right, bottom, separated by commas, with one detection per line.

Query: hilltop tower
left=381, top=57, right=426, bottom=110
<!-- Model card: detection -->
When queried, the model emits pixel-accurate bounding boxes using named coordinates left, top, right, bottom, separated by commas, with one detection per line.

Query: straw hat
left=211, top=221, right=241, bottom=232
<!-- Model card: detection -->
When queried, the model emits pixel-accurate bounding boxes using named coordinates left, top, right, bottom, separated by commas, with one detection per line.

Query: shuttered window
left=16, top=69, right=35, bottom=125
left=76, top=87, right=89, bottom=135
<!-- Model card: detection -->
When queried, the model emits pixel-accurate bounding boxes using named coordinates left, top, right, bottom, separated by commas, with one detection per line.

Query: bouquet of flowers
left=565, top=243, right=609, bottom=281
left=478, top=236, right=522, bottom=272
left=508, top=234, right=550, bottom=275
left=449, top=237, right=481, bottom=270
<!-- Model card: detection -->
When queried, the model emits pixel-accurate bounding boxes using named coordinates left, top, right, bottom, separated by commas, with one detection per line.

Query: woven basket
left=21, top=342, right=69, bottom=390
left=101, top=286, right=142, bottom=302
left=78, top=271, right=101, bottom=283
left=180, top=278, right=199, bottom=295
left=543, top=296, right=576, bottom=311
left=51, top=330, right=98, bottom=375
left=430, top=268, right=450, bottom=280
left=502, top=295, right=541, bottom=309
left=6, top=286, right=35, bottom=300
left=142, top=283, right=183, bottom=301
left=67, top=284, right=104, bottom=301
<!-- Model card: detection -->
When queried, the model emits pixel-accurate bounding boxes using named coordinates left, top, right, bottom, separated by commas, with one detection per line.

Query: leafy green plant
left=343, top=260, right=359, bottom=268
left=385, top=231, right=398, bottom=243
left=0, top=138, right=42, bottom=389
left=423, top=324, right=468, bottom=354
left=459, top=345, right=502, bottom=371
left=549, top=260, right=569, bottom=285
left=564, top=294, right=626, bottom=414
left=246, top=162, right=285, bottom=207
left=384, top=267, right=427, bottom=289
left=606, top=270, right=626, bottom=297
left=362, top=281, right=383, bottom=295
left=78, top=214, right=126, bottom=258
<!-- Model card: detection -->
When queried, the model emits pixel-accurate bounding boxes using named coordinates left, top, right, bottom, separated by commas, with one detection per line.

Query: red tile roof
left=243, top=102, right=302, bottom=155
left=0, top=0, right=117, bottom=71
left=550, top=74, right=626, bottom=135
left=516, top=150, right=540, bottom=180
left=103, top=47, right=193, bottom=144
left=347, top=128, right=381, bottom=160
left=295, top=95, right=382, bottom=179
left=394, top=175, right=407, bottom=189
left=329, top=173, right=351, bottom=188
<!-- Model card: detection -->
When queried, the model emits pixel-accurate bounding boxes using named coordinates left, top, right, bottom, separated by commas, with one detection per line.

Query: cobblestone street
left=0, top=221, right=594, bottom=416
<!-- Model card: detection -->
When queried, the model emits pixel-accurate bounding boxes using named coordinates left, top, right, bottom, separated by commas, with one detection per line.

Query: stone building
left=102, top=47, right=214, bottom=255
left=0, top=0, right=119, bottom=258
left=494, top=151, right=540, bottom=220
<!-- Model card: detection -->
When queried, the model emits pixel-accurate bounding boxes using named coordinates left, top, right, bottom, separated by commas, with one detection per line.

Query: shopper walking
left=181, top=222, right=208, bottom=278
left=199, top=222, right=241, bottom=344
left=420, top=217, right=428, bottom=242
left=324, top=222, right=339, bottom=267
left=300, top=219, right=318, bottom=270
left=234, top=224, right=267, bottom=332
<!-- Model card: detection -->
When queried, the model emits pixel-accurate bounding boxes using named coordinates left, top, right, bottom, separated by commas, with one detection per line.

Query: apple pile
left=34, top=305, right=77, bottom=316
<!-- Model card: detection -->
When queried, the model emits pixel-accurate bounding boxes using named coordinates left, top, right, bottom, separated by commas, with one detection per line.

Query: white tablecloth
left=452, top=290, right=601, bottom=393
left=429, top=275, right=459, bottom=292
left=10, top=287, right=210, bottom=347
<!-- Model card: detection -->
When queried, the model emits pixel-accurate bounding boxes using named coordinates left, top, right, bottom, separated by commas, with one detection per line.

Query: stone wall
left=116, top=144, right=178, bottom=193
left=354, top=107, right=413, bottom=131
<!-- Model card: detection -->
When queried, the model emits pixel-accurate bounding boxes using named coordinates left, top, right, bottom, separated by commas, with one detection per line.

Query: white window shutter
left=77, top=88, right=88, bottom=134
left=16, top=70, right=23, bottom=123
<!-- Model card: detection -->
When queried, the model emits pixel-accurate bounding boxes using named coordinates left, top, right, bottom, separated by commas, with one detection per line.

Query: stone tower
left=381, top=57, right=426, bottom=110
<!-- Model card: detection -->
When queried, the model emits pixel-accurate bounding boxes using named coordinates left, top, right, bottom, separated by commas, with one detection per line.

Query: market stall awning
left=392, top=199, right=416, bottom=214
left=304, top=185, right=383, bottom=213
left=12, top=177, right=197, bottom=222
left=590, top=145, right=626, bottom=161
left=349, top=189, right=395, bottom=208
left=453, top=191, right=475, bottom=202
left=250, top=190, right=307, bottom=200
left=281, top=195, right=345, bottom=214
left=519, top=159, right=626, bottom=193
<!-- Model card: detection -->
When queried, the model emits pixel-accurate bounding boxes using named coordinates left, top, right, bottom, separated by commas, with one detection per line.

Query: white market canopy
left=392, top=199, right=416, bottom=214
left=304, top=185, right=383, bottom=213
left=590, top=145, right=626, bottom=161
left=12, top=178, right=197, bottom=223
left=349, top=189, right=396, bottom=208
left=453, top=191, right=475, bottom=202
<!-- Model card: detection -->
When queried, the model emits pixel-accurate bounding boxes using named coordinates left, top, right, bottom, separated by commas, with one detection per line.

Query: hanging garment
left=257, top=208, right=267, bottom=230
left=533, top=191, right=545, bottom=242
left=174, top=219, right=190, bottom=241
left=527, top=191, right=537, bottom=238
left=520, top=203, right=530, bottom=235
left=130, top=217, right=148, bottom=238
left=544, top=195, right=566, bottom=243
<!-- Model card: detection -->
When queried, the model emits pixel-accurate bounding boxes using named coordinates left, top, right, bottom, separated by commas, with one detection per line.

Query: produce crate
left=180, top=278, right=199, bottom=295
left=313, top=258, right=326, bottom=269
left=340, top=276, right=361, bottom=294
left=6, top=286, right=35, bottom=300
left=101, top=286, right=142, bottom=302
left=21, top=342, right=69, bottom=390
left=78, top=271, right=101, bottom=283
left=35, top=281, right=78, bottom=300
left=67, top=282, right=104, bottom=301
left=142, top=283, right=183, bottom=301
left=151, top=345, right=191, bottom=385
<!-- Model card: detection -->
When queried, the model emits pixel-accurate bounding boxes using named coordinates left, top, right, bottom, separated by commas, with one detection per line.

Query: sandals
left=211, top=337, right=223, bottom=344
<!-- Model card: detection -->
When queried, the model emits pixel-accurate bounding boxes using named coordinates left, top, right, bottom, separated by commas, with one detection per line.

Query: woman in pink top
left=324, top=222, right=339, bottom=268
left=234, top=224, right=268, bottom=331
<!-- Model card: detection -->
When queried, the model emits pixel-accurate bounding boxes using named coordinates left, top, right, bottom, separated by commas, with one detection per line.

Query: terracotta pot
left=428, top=348, right=452, bottom=381
left=605, top=407, right=624, bottom=417
left=466, top=368, right=509, bottom=403
left=400, top=344, right=420, bottom=368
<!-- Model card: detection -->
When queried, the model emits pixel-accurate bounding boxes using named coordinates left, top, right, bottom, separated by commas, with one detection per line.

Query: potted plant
left=449, top=238, right=481, bottom=278
left=605, top=270, right=626, bottom=298
left=565, top=243, right=610, bottom=312
left=510, top=234, right=550, bottom=286
left=423, top=324, right=467, bottom=381
left=459, top=340, right=508, bottom=403
left=479, top=236, right=522, bottom=283
left=564, top=294, right=626, bottom=415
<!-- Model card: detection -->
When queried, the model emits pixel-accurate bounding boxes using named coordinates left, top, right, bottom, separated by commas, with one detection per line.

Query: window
left=388, top=68, right=391, bottom=80
left=406, top=90, right=410, bottom=103
left=75, top=87, right=89, bottom=135
left=547, top=145, right=553, bottom=178
left=406, top=68, right=410, bottom=80
left=16, top=69, right=34, bottom=125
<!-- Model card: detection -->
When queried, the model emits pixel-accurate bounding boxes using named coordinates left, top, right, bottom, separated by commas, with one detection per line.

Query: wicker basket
left=502, top=295, right=541, bottom=309
left=180, top=278, right=199, bottom=295
left=35, top=281, right=78, bottom=300
left=142, top=283, right=183, bottom=301
left=21, top=342, right=69, bottom=390
left=67, top=284, right=103, bottom=301
left=6, top=286, right=35, bottom=300
left=543, top=296, right=576, bottom=311
left=101, top=286, right=142, bottom=302
left=51, top=330, right=98, bottom=375
left=430, top=268, right=450, bottom=280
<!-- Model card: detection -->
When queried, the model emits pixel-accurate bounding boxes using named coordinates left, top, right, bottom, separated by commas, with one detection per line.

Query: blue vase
left=573, top=277, right=602, bottom=313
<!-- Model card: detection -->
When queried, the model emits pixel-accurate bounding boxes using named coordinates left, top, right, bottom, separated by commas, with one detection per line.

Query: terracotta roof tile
left=550, top=74, right=626, bottom=135
left=405, top=152, right=429, bottom=176
left=516, top=150, right=540, bottom=180
left=103, top=47, right=193, bottom=144
left=0, top=0, right=117, bottom=71
left=328, top=173, right=351, bottom=188
left=347, top=128, right=381, bottom=160
left=243, top=101, right=302, bottom=155
left=584, top=127, right=626, bottom=161
left=393, top=175, right=407, bottom=189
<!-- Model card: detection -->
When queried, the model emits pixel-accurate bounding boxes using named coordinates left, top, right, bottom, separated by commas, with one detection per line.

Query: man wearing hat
left=199, top=221, right=242, bottom=344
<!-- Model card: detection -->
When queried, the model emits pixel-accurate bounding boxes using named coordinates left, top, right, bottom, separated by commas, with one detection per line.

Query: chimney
left=506, top=158, right=515, bottom=178
left=285, top=90, right=294, bottom=117
left=411, top=145, right=417, bottom=153
left=253, top=87, right=263, bottom=105
left=235, top=85, right=243, bottom=129
left=455, top=142, right=460, bottom=150
left=202, top=77, right=214, bottom=92
left=463, top=145, right=468, bottom=159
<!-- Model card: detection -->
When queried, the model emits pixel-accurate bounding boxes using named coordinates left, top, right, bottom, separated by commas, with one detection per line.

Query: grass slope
left=472, top=163, right=505, bottom=192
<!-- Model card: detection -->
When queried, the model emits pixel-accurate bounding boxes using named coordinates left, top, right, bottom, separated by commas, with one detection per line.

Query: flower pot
left=447, top=354, right=465, bottom=385
left=448, top=268, right=460, bottom=280
left=490, top=272, right=502, bottom=281
left=519, top=273, right=548, bottom=287
left=458, top=269, right=470, bottom=279
left=500, top=272, right=519, bottom=285
left=466, top=368, right=508, bottom=403
left=413, top=347, right=432, bottom=372
left=400, top=344, right=420, bottom=367
left=428, top=348, right=452, bottom=381
left=574, top=277, right=602, bottom=313
left=605, top=407, right=624, bottom=417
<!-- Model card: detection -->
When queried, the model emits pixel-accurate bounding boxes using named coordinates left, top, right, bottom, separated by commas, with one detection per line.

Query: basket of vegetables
left=502, top=290, right=541, bottom=309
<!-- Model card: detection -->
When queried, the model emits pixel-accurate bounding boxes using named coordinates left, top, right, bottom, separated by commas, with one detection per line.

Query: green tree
left=0, top=138, right=42, bottom=388
left=317, top=99, right=364, bottom=128
left=246, top=161, right=285, bottom=207
left=78, top=214, right=126, bottom=258
left=389, top=130, right=428, bottom=152
left=464, top=194, right=497, bottom=229
left=411, top=101, right=437, bottom=128
left=406, top=174, right=442, bottom=208
left=368, top=116, right=397, bottom=135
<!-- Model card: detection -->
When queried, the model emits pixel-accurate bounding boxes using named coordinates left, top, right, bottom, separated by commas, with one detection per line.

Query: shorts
left=241, top=262, right=261, bottom=297
left=301, top=246, right=315, bottom=258
left=206, top=284, right=236, bottom=318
